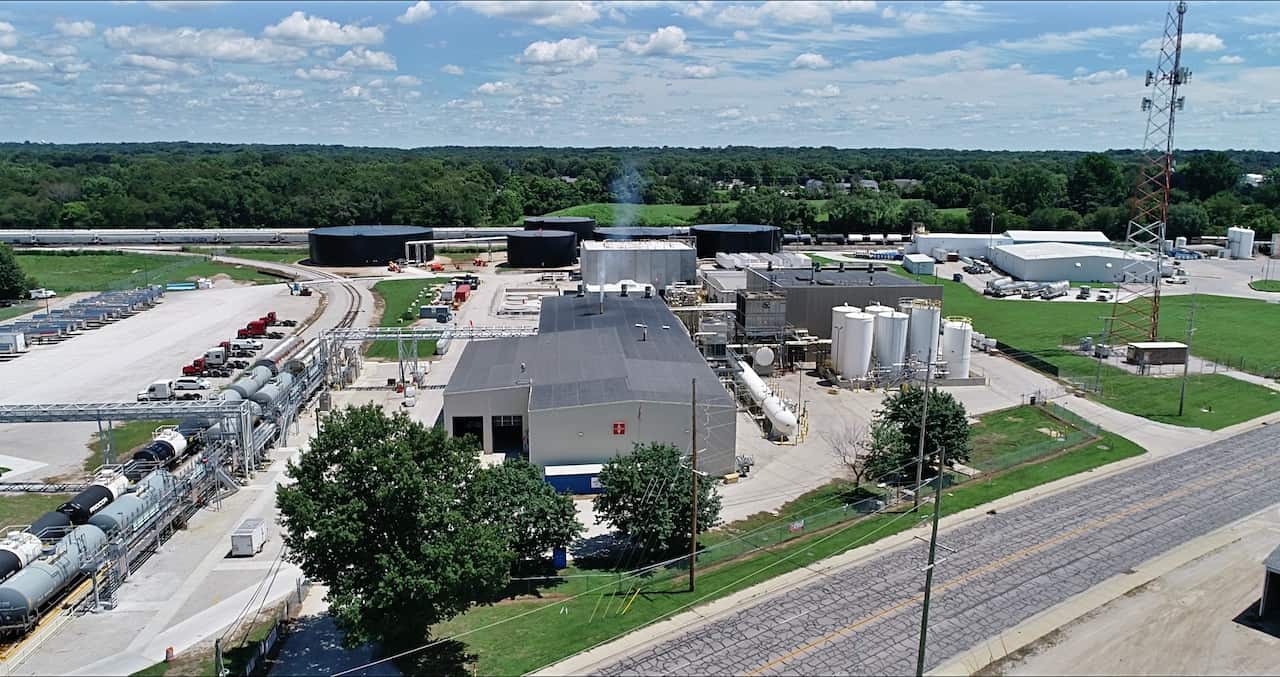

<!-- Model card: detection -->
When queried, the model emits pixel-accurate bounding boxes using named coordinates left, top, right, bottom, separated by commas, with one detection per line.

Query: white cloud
left=0, top=22, right=16, bottom=50
left=525, top=93, right=563, bottom=108
left=802, top=84, right=841, bottom=97
left=847, top=48, right=991, bottom=79
left=103, top=26, right=306, bottom=63
left=294, top=66, right=348, bottom=81
left=621, top=26, right=688, bottom=56
left=445, top=98, right=483, bottom=109
left=53, top=20, right=95, bottom=38
left=791, top=52, right=831, bottom=69
left=117, top=53, right=200, bottom=75
left=41, top=44, right=79, bottom=57
left=996, top=25, right=1144, bottom=54
left=264, top=11, right=383, bottom=46
left=462, top=1, right=600, bottom=27
left=520, top=37, right=597, bottom=66
left=0, top=51, right=51, bottom=72
left=732, top=30, right=749, bottom=41
left=1141, top=32, right=1223, bottom=55
left=0, top=81, right=38, bottom=98
left=441, top=63, right=464, bottom=75
left=273, top=88, right=304, bottom=99
left=335, top=47, right=397, bottom=71
left=1212, top=55, right=1245, bottom=65
left=341, top=85, right=366, bottom=98
left=94, top=82, right=187, bottom=97
left=682, top=64, right=717, bottom=78
left=716, top=107, right=743, bottom=119
left=705, top=1, right=876, bottom=28
left=1071, top=68, right=1127, bottom=85
left=146, top=1, right=229, bottom=10
left=476, top=80, right=514, bottom=95
left=397, top=2, right=435, bottom=25
left=392, top=74, right=421, bottom=86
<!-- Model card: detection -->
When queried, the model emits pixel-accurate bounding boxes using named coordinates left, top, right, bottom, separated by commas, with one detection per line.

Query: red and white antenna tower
left=1109, top=1, right=1191, bottom=344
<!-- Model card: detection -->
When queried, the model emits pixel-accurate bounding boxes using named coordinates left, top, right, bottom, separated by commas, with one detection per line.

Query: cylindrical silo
left=873, top=311, right=909, bottom=369
left=942, top=319, right=973, bottom=379
left=1238, top=227, right=1255, bottom=259
left=524, top=216, right=596, bottom=247
left=829, top=304, right=860, bottom=372
left=1174, top=236, right=1187, bottom=249
left=863, top=303, right=894, bottom=317
left=690, top=224, right=782, bottom=258
left=841, top=312, right=875, bottom=380
left=902, top=300, right=942, bottom=366
left=506, top=230, right=577, bottom=268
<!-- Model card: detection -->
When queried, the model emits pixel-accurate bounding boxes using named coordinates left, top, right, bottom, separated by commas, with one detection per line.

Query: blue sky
left=0, top=1, right=1276, bottom=149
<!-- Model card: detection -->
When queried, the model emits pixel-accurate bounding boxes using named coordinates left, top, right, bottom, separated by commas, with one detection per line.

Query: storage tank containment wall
left=902, top=301, right=941, bottom=365
left=873, top=311, right=909, bottom=369
left=690, top=224, right=782, bottom=258
left=308, top=225, right=433, bottom=267
left=841, top=312, right=875, bottom=380
left=523, top=216, right=596, bottom=247
left=593, top=227, right=675, bottom=241
left=942, top=320, right=973, bottom=378
left=506, top=230, right=577, bottom=268
left=829, top=304, right=860, bottom=373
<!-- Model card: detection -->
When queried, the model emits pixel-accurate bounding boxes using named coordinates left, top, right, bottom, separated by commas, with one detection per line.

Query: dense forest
left=0, top=143, right=1277, bottom=241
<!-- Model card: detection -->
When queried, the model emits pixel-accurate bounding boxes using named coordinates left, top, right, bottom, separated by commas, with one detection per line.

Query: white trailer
left=230, top=518, right=268, bottom=557
left=0, top=332, right=28, bottom=353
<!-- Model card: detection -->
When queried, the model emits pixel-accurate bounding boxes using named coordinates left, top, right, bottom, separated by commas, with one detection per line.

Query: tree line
left=1, top=143, right=1277, bottom=241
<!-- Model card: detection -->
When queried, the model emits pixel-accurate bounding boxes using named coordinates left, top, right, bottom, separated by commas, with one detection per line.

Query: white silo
left=830, top=304, right=860, bottom=373
left=841, top=312, right=875, bottom=380
left=902, top=300, right=942, bottom=366
left=864, top=303, right=894, bottom=316
left=1238, top=227, right=1255, bottom=259
left=942, top=319, right=973, bottom=379
left=1174, top=236, right=1188, bottom=249
left=873, top=311, right=909, bottom=369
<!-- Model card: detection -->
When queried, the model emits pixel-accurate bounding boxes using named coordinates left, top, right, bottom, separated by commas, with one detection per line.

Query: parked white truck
left=137, top=379, right=175, bottom=401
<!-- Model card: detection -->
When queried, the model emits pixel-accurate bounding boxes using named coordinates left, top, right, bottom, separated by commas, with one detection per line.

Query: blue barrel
left=552, top=547, right=568, bottom=569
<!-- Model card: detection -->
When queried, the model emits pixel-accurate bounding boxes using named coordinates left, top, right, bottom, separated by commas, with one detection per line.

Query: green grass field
left=431, top=429, right=1144, bottom=675
left=924, top=275, right=1280, bottom=428
left=968, top=405, right=1090, bottom=472
left=184, top=247, right=309, bottom=264
left=0, top=494, right=73, bottom=529
left=367, top=277, right=450, bottom=360
left=1248, top=279, right=1280, bottom=292
left=16, top=251, right=283, bottom=293
left=0, top=302, right=38, bottom=322
left=548, top=203, right=706, bottom=226
left=87, top=419, right=178, bottom=471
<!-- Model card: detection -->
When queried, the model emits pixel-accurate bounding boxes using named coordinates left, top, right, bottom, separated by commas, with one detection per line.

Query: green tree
left=999, top=166, right=1067, bottom=216
left=1067, top=154, right=1128, bottom=214
left=1084, top=205, right=1129, bottom=241
left=1178, top=151, right=1240, bottom=200
left=470, top=458, right=582, bottom=566
left=863, top=418, right=910, bottom=482
left=874, top=387, right=971, bottom=481
left=593, top=442, right=721, bottom=558
left=1203, top=192, right=1242, bottom=235
left=900, top=200, right=936, bottom=228
left=1167, top=202, right=1210, bottom=241
left=277, top=405, right=512, bottom=651
left=1028, top=207, right=1084, bottom=231
left=0, top=243, right=34, bottom=299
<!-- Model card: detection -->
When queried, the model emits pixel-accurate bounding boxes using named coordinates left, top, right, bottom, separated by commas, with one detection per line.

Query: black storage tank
left=690, top=224, right=782, bottom=258
left=523, top=216, right=596, bottom=246
left=507, top=230, right=576, bottom=268
left=593, top=227, right=675, bottom=241
left=58, top=486, right=115, bottom=524
left=308, top=225, right=434, bottom=266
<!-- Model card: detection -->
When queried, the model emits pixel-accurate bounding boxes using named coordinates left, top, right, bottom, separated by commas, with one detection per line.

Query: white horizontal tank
left=830, top=304, right=860, bottom=373
left=841, top=312, right=875, bottom=380
left=873, top=311, right=909, bottom=370
left=942, top=319, right=973, bottom=379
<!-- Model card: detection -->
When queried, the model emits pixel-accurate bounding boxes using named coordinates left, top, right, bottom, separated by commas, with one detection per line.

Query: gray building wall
left=580, top=244, right=696, bottom=289
left=528, top=399, right=736, bottom=476
left=443, top=385, right=530, bottom=454
left=746, top=272, right=943, bottom=339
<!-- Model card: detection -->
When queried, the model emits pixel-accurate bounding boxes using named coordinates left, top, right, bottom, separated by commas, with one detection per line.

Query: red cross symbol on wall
left=612, top=422, right=626, bottom=435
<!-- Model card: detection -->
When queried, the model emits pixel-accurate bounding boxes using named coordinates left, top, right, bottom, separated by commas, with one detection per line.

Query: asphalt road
left=599, top=422, right=1280, bottom=676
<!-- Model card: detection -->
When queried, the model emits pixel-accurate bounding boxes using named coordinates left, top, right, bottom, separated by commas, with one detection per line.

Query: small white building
left=989, top=242, right=1138, bottom=282
left=580, top=240, right=696, bottom=289
left=903, top=253, right=935, bottom=276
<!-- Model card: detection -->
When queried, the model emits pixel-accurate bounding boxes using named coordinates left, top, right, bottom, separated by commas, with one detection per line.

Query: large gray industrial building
left=745, top=267, right=942, bottom=339
left=443, top=293, right=737, bottom=476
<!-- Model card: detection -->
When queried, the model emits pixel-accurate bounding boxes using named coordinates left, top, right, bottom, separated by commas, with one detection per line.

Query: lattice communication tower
left=1109, top=1, right=1191, bottom=344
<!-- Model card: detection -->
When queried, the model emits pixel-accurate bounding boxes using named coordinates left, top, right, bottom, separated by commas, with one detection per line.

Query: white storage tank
left=1174, top=236, right=1188, bottom=249
left=841, top=312, right=875, bottom=380
left=1227, top=226, right=1256, bottom=259
left=873, top=311, right=909, bottom=369
left=863, top=303, right=894, bottom=317
left=942, top=319, right=973, bottom=379
left=902, top=300, right=941, bottom=365
left=829, top=304, right=860, bottom=372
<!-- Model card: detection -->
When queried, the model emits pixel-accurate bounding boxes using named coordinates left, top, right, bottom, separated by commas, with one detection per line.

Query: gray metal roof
left=1266, top=544, right=1280, bottom=573
left=445, top=294, right=731, bottom=411
left=751, top=267, right=927, bottom=289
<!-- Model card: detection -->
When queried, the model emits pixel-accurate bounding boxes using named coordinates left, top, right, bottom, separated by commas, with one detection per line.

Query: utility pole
left=912, top=342, right=934, bottom=508
left=1177, top=299, right=1197, bottom=416
left=689, top=377, right=698, bottom=592
left=914, top=444, right=947, bottom=677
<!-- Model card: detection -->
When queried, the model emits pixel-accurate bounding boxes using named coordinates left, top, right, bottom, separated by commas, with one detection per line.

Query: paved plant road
left=600, top=423, right=1280, bottom=676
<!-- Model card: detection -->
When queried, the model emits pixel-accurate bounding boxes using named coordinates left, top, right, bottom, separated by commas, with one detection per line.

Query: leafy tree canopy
left=874, top=386, right=972, bottom=481
left=593, top=442, right=722, bottom=559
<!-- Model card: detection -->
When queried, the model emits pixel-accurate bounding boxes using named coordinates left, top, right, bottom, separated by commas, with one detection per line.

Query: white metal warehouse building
left=580, top=240, right=696, bottom=290
left=989, top=242, right=1139, bottom=282
left=909, top=233, right=1012, bottom=259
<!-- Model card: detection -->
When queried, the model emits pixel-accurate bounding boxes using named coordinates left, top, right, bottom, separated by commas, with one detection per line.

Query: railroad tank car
left=220, top=230, right=271, bottom=244
left=228, top=365, right=273, bottom=398
left=279, top=230, right=309, bottom=243
left=253, top=336, right=303, bottom=375
left=0, top=232, right=34, bottom=245
left=97, top=230, right=157, bottom=245
left=0, top=533, right=43, bottom=583
left=131, top=429, right=189, bottom=466
left=35, top=230, right=96, bottom=245
left=0, top=524, right=107, bottom=630
left=89, top=470, right=175, bottom=536
left=26, top=512, right=72, bottom=542
left=57, top=471, right=128, bottom=524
